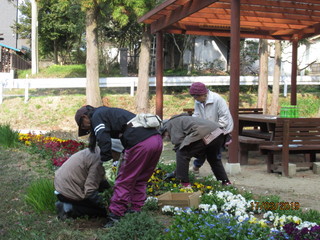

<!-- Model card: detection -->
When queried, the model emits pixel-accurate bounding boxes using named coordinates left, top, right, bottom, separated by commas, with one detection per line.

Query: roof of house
left=0, top=43, right=21, bottom=52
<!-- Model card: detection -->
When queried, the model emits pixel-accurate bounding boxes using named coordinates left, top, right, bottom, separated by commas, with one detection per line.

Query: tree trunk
left=135, top=27, right=152, bottom=113
left=85, top=5, right=102, bottom=107
left=270, top=40, right=281, bottom=115
left=169, top=42, right=175, bottom=69
left=187, top=36, right=196, bottom=74
left=257, top=39, right=269, bottom=113
left=53, top=39, right=58, bottom=64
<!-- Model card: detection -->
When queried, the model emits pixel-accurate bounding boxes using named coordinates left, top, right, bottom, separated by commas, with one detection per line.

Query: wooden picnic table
left=238, top=114, right=278, bottom=164
left=238, top=114, right=277, bottom=140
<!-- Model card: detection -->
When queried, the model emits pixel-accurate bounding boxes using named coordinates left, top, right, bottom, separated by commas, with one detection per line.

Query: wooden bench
left=239, top=136, right=267, bottom=165
left=259, top=118, right=320, bottom=176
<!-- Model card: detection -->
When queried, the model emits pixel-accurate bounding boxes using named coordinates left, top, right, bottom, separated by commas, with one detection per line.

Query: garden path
left=198, top=151, right=320, bottom=212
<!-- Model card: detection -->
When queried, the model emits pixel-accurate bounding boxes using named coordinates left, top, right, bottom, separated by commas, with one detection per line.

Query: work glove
left=98, top=179, right=111, bottom=192
left=87, top=191, right=104, bottom=207
left=163, top=171, right=176, bottom=181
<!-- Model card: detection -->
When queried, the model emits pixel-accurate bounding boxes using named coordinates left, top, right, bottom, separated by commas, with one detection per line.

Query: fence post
left=130, top=78, right=135, bottom=96
left=24, top=79, right=29, bottom=103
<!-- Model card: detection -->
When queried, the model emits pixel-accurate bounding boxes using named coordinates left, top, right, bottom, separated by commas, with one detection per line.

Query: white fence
left=1, top=75, right=320, bottom=103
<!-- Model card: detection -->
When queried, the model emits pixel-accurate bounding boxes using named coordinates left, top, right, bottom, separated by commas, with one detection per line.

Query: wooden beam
left=138, top=0, right=178, bottom=23
left=150, top=0, right=218, bottom=34
left=165, top=27, right=292, bottom=40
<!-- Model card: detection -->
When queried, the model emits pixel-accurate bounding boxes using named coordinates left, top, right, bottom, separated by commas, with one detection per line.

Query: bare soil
left=199, top=151, right=320, bottom=212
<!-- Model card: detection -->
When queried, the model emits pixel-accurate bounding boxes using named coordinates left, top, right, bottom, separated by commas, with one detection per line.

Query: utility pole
left=31, top=0, right=38, bottom=74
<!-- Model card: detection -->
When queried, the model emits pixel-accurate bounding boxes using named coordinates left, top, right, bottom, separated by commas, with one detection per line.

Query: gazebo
left=139, top=0, right=320, bottom=173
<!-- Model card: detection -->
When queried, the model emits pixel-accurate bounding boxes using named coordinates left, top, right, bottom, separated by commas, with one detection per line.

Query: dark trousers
left=175, top=134, right=229, bottom=183
left=57, top=194, right=107, bottom=218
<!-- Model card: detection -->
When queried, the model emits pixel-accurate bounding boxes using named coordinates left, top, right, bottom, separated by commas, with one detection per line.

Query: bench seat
left=239, top=136, right=267, bottom=165
left=259, top=118, right=320, bottom=176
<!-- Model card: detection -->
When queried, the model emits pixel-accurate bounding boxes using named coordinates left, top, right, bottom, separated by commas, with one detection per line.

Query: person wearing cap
left=160, top=114, right=231, bottom=186
left=54, top=147, right=110, bottom=220
left=189, top=82, right=234, bottom=174
left=74, top=105, right=163, bottom=227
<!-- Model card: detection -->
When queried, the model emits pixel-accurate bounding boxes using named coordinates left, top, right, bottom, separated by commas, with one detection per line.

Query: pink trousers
left=109, top=134, right=163, bottom=216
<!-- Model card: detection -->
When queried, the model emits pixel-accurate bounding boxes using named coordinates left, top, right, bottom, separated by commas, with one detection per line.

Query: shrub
left=0, top=123, right=20, bottom=148
left=24, top=178, right=56, bottom=213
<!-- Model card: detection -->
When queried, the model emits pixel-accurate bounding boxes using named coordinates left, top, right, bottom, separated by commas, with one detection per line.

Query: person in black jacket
left=75, top=105, right=163, bottom=227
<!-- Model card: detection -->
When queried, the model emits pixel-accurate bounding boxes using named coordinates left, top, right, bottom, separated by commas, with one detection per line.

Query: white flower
left=145, top=196, right=158, bottom=203
left=209, top=204, right=218, bottom=212
left=199, top=204, right=211, bottom=211
left=296, top=221, right=317, bottom=230
left=237, top=215, right=246, bottom=222
left=162, top=205, right=174, bottom=213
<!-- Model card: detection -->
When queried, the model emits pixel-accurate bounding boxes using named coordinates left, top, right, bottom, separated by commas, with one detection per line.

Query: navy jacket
left=91, top=107, right=159, bottom=161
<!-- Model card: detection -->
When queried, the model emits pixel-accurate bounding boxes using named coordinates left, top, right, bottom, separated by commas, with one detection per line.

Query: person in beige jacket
left=54, top=147, right=109, bottom=220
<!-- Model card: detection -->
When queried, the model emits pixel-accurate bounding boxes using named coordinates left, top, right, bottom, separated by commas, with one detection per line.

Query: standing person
left=189, top=82, right=234, bottom=173
left=54, top=147, right=110, bottom=220
left=160, top=114, right=231, bottom=186
left=74, top=105, right=163, bottom=227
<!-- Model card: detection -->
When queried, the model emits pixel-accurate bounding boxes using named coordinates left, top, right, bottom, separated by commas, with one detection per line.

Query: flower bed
left=19, top=133, right=85, bottom=167
left=18, top=133, right=320, bottom=239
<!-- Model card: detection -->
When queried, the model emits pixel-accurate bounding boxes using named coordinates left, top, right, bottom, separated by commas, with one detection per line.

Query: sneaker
left=192, top=166, right=200, bottom=174
left=103, top=213, right=121, bottom=228
left=181, top=182, right=192, bottom=188
left=125, top=209, right=140, bottom=214
left=222, top=180, right=232, bottom=186
left=55, top=201, right=70, bottom=221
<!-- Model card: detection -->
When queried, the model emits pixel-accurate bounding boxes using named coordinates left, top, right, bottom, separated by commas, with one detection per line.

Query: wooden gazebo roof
left=139, top=0, right=320, bottom=167
left=139, top=0, right=320, bottom=40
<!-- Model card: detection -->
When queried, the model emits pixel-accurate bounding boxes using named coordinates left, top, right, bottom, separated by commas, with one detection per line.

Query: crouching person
left=160, top=113, right=231, bottom=186
left=54, top=147, right=110, bottom=220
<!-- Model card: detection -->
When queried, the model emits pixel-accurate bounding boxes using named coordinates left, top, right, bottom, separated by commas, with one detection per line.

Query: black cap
left=75, top=106, right=90, bottom=137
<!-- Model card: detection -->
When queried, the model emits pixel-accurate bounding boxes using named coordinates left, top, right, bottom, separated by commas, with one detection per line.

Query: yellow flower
left=249, top=217, right=257, bottom=224
left=259, top=220, right=268, bottom=227
left=148, top=188, right=153, bottom=192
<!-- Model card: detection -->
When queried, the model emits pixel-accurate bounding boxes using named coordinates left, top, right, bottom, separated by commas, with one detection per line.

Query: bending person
left=74, top=105, right=163, bottom=227
left=161, top=114, right=231, bottom=186
left=54, top=147, right=109, bottom=220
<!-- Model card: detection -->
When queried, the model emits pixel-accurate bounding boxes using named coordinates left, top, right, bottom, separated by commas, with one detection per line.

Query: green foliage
left=24, top=178, right=56, bottom=214
left=157, top=161, right=176, bottom=174
left=0, top=123, right=20, bottom=148
left=102, top=211, right=164, bottom=240
left=299, top=209, right=320, bottom=225
left=38, top=0, right=86, bottom=63
left=279, top=93, right=320, bottom=118
left=240, top=39, right=259, bottom=76
left=142, top=197, right=159, bottom=211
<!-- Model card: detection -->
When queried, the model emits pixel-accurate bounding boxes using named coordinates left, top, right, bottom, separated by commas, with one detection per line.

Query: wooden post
left=155, top=31, right=163, bottom=119
left=291, top=37, right=298, bottom=106
left=228, top=0, right=240, bottom=164
left=282, top=119, right=290, bottom=176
